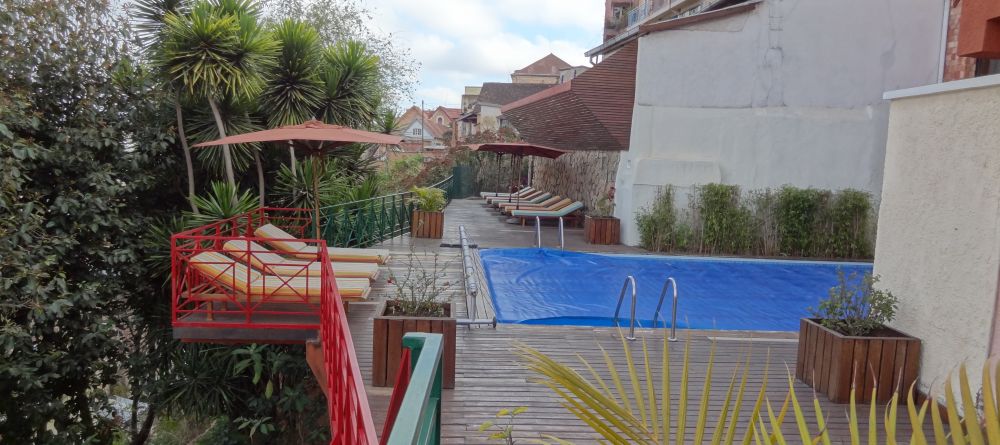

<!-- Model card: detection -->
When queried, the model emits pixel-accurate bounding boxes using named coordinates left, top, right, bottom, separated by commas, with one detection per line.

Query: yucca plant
left=519, top=329, right=1000, bottom=444
left=410, top=187, right=446, bottom=212
left=271, top=157, right=347, bottom=209
left=317, top=40, right=381, bottom=128
left=185, top=180, right=259, bottom=227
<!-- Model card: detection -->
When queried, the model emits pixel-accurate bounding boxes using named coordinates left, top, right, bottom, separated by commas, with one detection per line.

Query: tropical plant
left=519, top=329, right=1000, bottom=444
left=811, top=270, right=898, bottom=336
left=478, top=407, right=536, bottom=444
left=410, top=186, right=446, bottom=212
left=272, top=157, right=347, bottom=209
left=591, top=186, right=616, bottom=217
left=185, top=180, right=260, bottom=226
left=159, top=0, right=277, bottom=196
left=317, top=40, right=381, bottom=128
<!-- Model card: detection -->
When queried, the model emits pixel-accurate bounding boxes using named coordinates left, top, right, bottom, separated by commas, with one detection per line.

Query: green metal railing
left=319, top=175, right=454, bottom=248
left=385, top=333, right=443, bottom=445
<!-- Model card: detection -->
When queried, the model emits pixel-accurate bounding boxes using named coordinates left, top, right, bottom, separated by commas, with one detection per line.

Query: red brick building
left=944, top=0, right=1000, bottom=80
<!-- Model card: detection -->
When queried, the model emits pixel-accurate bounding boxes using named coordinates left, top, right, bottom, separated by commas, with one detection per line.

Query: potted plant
left=584, top=186, right=620, bottom=245
left=795, top=270, right=919, bottom=403
left=410, top=186, right=446, bottom=239
left=372, top=250, right=457, bottom=389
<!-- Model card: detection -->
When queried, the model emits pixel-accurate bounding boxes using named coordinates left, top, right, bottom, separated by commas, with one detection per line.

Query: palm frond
left=259, top=19, right=324, bottom=127
left=317, top=40, right=380, bottom=128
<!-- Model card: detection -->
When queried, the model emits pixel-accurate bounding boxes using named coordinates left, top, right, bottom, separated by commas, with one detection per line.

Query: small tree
left=810, top=270, right=898, bottom=336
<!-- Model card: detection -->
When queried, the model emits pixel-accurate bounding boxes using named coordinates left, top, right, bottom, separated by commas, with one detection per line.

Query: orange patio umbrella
left=194, top=119, right=402, bottom=239
left=469, top=142, right=567, bottom=210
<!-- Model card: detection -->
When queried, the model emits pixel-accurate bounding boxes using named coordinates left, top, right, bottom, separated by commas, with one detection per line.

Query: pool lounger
left=499, top=197, right=571, bottom=215
left=510, top=201, right=584, bottom=225
left=188, top=251, right=371, bottom=301
left=479, top=186, right=533, bottom=199
left=255, top=224, right=390, bottom=264
left=486, top=189, right=545, bottom=205
left=222, top=240, right=379, bottom=280
left=492, top=192, right=552, bottom=209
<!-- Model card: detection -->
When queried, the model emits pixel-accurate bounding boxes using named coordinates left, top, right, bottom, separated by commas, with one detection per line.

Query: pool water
left=480, top=248, right=872, bottom=331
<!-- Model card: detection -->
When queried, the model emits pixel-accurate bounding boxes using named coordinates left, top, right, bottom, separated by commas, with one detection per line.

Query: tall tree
left=260, top=18, right=324, bottom=174
left=0, top=0, right=180, bottom=442
left=159, top=0, right=276, bottom=201
left=317, top=40, right=381, bottom=128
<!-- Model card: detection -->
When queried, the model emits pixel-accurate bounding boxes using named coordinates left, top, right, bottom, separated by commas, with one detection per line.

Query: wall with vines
left=636, top=184, right=876, bottom=259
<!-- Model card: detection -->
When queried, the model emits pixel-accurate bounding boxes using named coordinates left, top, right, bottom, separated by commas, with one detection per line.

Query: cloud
left=364, top=0, right=604, bottom=108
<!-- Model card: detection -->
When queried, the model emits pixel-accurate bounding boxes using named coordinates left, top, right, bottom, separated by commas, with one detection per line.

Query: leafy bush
left=634, top=183, right=875, bottom=259
left=385, top=249, right=453, bottom=317
left=185, top=181, right=260, bottom=227
left=410, top=186, right=446, bottom=212
left=636, top=187, right=680, bottom=252
left=811, top=270, right=897, bottom=336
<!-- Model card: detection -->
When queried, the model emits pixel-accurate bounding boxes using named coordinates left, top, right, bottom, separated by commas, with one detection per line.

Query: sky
left=362, top=0, right=606, bottom=110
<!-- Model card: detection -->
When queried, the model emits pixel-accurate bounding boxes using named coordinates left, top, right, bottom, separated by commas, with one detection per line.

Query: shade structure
left=192, top=119, right=402, bottom=238
left=468, top=142, right=567, bottom=211
left=468, top=142, right=567, bottom=159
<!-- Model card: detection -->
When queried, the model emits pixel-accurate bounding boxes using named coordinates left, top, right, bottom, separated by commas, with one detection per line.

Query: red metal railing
left=380, top=349, right=413, bottom=443
left=170, top=208, right=324, bottom=331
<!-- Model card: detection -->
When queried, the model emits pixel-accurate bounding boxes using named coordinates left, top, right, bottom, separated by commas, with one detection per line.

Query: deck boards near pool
left=351, top=199, right=912, bottom=443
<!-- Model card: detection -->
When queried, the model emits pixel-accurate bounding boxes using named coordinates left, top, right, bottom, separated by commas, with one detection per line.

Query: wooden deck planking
left=344, top=199, right=914, bottom=443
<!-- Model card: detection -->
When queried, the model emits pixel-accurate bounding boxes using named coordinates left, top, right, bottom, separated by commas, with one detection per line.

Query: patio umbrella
left=469, top=142, right=567, bottom=210
left=193, top=119, right=401, bottom=239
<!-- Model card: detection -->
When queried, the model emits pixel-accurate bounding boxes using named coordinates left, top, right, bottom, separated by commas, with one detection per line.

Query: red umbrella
left=469, top=142, right=567, bottom=210
left=193, top=119, right=402, bottom=238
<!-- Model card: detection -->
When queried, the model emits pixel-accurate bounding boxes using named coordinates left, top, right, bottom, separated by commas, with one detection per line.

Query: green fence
left=385, top=333, right=443, bottom=445
left=319, top=175, right=454, bottom=248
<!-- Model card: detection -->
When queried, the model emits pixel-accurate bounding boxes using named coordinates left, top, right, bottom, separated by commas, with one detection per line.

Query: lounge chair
left=510, top=201, right=585, bottom=226
left=222, top=240, right=379, bottom=280
left=497, top=195, right=562, bottom=212
left=500, top=197, right=572, bottom=215
left=254, top=224, right=390, bottom=264
left=486, top=189, right=544, bottom=205
left=490, top=191, right=550, bottom=208
left=188, top=251, right=371, bottom=301
left=479, top=186, right=533, bottom=199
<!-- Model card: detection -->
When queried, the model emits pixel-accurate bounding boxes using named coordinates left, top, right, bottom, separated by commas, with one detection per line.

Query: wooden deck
left=347, top=198, right=909, bottom=443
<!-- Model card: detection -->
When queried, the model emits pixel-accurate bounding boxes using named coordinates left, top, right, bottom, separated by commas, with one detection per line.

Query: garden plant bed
left=584, top=215, right=620, bottom=245
left=796, top=318, right=920, bottom=404
left=372, top=300, right=456, bottom=388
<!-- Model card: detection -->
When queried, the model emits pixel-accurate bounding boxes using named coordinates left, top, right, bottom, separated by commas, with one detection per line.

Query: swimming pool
left=480, top=248, right=872, bottom=331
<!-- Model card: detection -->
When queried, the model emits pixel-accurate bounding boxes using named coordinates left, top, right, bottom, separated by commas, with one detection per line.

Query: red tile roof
left=502, top=41, right=638, bottom=151
left=513, top=53, right=572, bottom=76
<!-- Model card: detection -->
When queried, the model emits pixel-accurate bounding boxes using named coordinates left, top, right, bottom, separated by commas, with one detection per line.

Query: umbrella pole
left=508, top=155, right=515, bottom=204
left=495, top=153, right=501, bottom=198
left=313, top=157, right=321, bottom=240
left=516, top=155, right=523, bottom=210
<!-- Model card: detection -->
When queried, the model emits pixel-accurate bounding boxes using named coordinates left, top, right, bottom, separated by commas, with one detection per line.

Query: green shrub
left=409, top=186, right=447, bottom=212
left=636, top=187, right=678, bottom=252
left=694, top=184, right=753, bottom=254
left=776, top=186, right=826, bottom=256
left=810, top=270, right=897, bottom=336
left=825, top=189, right=872, bottom=258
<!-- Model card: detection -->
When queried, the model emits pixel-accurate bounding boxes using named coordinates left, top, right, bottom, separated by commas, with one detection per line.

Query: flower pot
left=795, top=318, right=920, bottom=403
left=372, top=301, right=456, bottom=389
left=584, top=216, right=620, bottom=245
left=412, top=210, right=444, bottom=239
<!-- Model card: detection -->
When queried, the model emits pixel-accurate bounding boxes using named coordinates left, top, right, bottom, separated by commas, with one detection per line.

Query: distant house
left=510, top=54, right=573, bottom=85
left=395, top=105, right=460, bottom=149
left=458, top=82, right=551, bottom=138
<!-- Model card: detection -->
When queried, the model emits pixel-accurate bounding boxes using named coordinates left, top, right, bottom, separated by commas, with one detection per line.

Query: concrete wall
left=614, top=0, right=946, bottom=245
left=477, top=104, right=501, bottom=132
left=874, top=76, right=1000, bottom=397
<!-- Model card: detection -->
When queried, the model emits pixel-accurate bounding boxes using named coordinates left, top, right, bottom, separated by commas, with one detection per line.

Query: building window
left=412, top=128, right=422, bottom=136
left=976, top=59, right=1000, bottom=76
left=437, top=117, right=443, bottom=124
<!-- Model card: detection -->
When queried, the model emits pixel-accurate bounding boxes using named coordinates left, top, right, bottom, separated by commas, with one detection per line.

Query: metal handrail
left=384, top=333, right=444, bottom=445
left=652, top=277, right=680, bottom=342
left=612, top=276, right=639, bottom=341
left=533, top=216, right=566, bottom=249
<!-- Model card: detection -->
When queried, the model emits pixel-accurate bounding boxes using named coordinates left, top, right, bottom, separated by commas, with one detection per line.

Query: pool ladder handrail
left=652, top=277, right=680, bottom=342
left=612, top=276, right=639, bottom=340
left=533, top=216, right=565, bottom=250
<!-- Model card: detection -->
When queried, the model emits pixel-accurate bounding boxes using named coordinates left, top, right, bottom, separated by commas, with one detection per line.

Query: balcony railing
left=626, top=1, right=650, bottom=28
left=381, top=333, right=444, bottom=445
left=319, top=175, right=454, bottom=248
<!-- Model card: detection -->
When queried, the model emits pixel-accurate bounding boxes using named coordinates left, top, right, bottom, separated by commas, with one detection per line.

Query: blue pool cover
left=480, top=248, right=872, bottom=331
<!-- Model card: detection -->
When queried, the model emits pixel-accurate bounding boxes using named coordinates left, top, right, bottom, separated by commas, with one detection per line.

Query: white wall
left=615, top=0, right=946, bottom=245
left=875, top=77, right=1000, bottom=397
left=477, top=104, right=502, bottom=132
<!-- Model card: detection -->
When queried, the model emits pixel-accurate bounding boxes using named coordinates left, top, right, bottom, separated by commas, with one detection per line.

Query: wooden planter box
left=412, top=210, right=444, bottom=239
left=372, top=301, right=456, bottom=389
left=796, top=318, right=920, bottom=404
left=584, top=216, right=620, bottom=245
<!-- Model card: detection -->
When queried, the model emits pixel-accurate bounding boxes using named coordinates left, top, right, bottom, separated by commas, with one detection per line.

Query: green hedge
left=636, top=184, right=875, bottom=259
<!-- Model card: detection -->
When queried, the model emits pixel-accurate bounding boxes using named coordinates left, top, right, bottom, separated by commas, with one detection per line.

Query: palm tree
left=159, top=0, right=276, bottom=198
left=135, top=0, right=199, bottom=212
left=316, top=40, right=381, bottom=128
left=260, top=19, right=324, bottom=175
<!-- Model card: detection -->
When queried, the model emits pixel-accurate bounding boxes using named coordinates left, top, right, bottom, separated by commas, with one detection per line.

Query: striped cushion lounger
left=486, top=189, right=544, bottom=205
left=498, top=197, right=569, bottom=214
left=479, top=186, right=533, bottom=199
left=254, top=224, right=390, bottom=264
left=490, top=191, right=551, bottom=208
left=510, top=201, right=585, bottom=225
left=188, top=251, right=371, bottom=301
left=222, top=240, right=379, bottom=280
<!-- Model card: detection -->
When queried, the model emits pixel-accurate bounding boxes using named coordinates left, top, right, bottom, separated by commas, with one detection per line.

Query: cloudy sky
left=363, top=0, right=606, bottom=109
